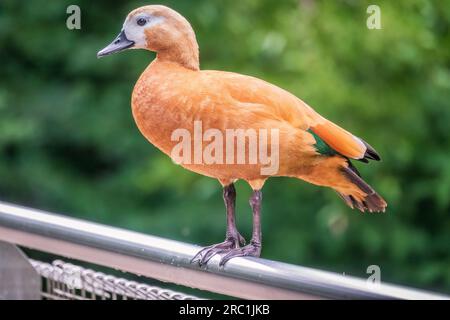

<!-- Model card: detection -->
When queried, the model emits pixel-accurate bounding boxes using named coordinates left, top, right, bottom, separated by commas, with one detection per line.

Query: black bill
left=97, top=30, right=135, bottom=58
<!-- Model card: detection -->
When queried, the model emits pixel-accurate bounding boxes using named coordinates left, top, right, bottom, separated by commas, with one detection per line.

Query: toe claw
left=190, top=254, right=203, bottom=265
left=200, top=249, right=225, bottom=266
left=219, top=254, right=233, bottom=267
left=190, top=246, right=213, bottom=265
left=191, top=238, right=242, bottom=266
left=218, top=243, right=261, bottom=267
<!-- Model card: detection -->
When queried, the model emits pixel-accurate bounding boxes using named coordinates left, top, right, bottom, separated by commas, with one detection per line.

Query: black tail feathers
left=337, top=162, right=387, bottom=213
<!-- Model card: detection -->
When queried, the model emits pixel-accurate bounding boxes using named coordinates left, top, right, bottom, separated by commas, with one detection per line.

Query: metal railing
left=0, top=201, right=448, bottom=300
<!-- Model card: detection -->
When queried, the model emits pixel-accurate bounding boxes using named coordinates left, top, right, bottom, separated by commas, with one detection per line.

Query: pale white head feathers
left=122, top=13, right=165, bottom=49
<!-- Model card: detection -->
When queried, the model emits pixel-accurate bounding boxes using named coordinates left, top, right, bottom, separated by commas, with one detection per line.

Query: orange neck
left=155, top=34, right=199, bottom=71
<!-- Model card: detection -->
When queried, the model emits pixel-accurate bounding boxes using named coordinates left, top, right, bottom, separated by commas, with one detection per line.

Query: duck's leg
left=191, top=183, right=245, bottom=266
left=218, top=189, right=262, bottom=267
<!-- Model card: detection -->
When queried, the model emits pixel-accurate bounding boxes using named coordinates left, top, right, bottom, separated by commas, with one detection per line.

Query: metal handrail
left=0, top=201, right=448, bottom=300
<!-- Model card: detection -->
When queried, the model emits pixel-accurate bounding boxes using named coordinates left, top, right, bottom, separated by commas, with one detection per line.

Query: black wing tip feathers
left=362, top=140, right=381, bottom=161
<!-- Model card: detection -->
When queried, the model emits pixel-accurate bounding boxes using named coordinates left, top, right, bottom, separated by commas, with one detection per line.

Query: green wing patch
left=307, top=128, right=337, bottom=156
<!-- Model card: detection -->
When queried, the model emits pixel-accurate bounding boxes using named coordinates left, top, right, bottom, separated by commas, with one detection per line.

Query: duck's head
left=97, top=5, right=199, bottom=70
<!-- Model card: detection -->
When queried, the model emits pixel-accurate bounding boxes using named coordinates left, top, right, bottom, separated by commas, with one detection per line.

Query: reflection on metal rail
left=0, top=201, right=448, bottom=300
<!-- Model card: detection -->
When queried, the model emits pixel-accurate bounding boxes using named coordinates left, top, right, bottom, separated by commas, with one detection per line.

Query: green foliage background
left=0, top=0, right=449, bottom=295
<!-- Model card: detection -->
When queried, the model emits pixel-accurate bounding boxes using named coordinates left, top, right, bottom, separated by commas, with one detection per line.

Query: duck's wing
left=211, top=71, right=380, bottom=162
left=306, top=117, right=380, bottom=162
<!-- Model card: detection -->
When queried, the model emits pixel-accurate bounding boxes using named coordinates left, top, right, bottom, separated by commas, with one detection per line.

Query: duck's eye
left=137, top=18, right=147, bottom=26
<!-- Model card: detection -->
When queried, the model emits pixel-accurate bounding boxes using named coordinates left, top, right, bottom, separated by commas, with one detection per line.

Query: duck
left=97, top=5, right=387, bottom=266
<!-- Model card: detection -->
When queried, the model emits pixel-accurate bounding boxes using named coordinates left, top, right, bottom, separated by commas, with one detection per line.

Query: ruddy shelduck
left=98, top=5, right=387, bottom=266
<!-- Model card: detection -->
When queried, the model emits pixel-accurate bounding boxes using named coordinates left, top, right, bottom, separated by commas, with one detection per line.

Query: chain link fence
left=30, top=259, right=201, bottom=300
